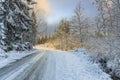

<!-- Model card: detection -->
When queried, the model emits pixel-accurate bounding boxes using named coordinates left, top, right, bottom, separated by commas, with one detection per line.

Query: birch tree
left=71, top=2, right=89, bottom=47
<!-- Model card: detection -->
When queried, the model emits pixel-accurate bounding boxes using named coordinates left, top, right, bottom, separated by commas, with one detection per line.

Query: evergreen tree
left=55, top=18, right=70, bottom=50
left=0, top=0, right=36, bottom=52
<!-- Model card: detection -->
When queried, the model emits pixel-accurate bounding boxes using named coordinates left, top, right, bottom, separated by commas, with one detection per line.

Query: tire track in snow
left=41, top=51, right=56, bottom=80
left=24, top=51, right=49, bottom=80
left=0, top=51, right=45, bottom=80
left=0, top=49, right=112, bottom=80
left=39, top=50, right=111, bottom=80
left=0, top=52, right=40, bottom=79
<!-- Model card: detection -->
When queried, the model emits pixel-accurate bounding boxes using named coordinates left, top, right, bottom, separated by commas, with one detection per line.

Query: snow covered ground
left=0, top=51, right=45, bottom=80
left=41, top=49, right=112, bottom=80
left=0, top=49, right=38, bottom=69
left=0, top=48, right=112, bottom=80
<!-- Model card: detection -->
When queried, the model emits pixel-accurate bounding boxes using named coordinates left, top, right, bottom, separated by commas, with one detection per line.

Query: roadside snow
left=71, top=49, right=111, bottom=80
left=0, top=48, right=112, bottom=80
left=42, top=49, right=112, bottom=80
left=0, top=49, right=38, bottom=69
left=0, top=51, right=45, bottom=80
left=2, top=64, right=29, bottom=80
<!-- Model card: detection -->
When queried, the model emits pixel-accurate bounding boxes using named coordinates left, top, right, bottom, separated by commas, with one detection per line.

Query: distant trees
left=41, top=2, right=90, bottom=50
left=45, top=18, right=83, bottom=50
left=54, top=18, right=70, bottom=50
left=36, top=9, right=48, bottom=37
left=0, top=0, right=37, bottom=52
left=35, top=9, right=48, bottom=45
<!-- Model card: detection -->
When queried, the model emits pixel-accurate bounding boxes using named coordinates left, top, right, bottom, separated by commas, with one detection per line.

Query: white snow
left=2, top=64, right=29, bottom=80
left=0, top=49, right=38, bottom=69
left=0, top=48, right=112, bottom=80
left=0, top=51, right=45, bottom=80
left=41, top=49, right=112, bottom=80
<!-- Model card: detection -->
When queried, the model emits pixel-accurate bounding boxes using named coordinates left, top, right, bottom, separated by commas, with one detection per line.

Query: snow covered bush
left=87, top=36, right=120, bottom=80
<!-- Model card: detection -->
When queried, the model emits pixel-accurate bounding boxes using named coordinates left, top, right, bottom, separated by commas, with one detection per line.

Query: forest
left=0, top=0, right=120, bottom=80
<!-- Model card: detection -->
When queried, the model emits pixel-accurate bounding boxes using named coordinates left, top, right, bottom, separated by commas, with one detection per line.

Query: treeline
left=35, top=19, right=80, bottom=50
left=36, top=36, right=51, bottom=44
left=36, top=2, right=89, bottom=50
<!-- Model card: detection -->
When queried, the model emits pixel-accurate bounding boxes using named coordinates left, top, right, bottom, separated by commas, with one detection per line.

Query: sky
left=35, top=0, right=97, bottom=35
left=36, top=0, right=97, bottom=25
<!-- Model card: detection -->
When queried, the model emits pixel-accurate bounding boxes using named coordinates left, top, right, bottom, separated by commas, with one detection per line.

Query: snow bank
left=70, top=48, right=112, bottom=80
left=0, top=49, right=38, bottom=69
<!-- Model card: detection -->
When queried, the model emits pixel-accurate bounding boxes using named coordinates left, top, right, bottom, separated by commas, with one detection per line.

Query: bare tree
left=70, top=2, right=89, bottom=47
left=92, top=0, right=120, bottom=79
left=35, top=9, right=48, bottom=37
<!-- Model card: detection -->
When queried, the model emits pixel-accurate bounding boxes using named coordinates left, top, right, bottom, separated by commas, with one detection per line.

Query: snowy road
left=0, top=50, right=47, bottom=80
left=0, top=49, right=112, bottom=80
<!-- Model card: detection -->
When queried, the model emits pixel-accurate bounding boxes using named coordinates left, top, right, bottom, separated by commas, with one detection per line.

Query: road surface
left=0, top=50, right=111, bottom=80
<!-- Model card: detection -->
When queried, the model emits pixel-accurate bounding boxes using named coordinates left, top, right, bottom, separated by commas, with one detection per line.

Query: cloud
left=35, top=0, right=51, bottom=14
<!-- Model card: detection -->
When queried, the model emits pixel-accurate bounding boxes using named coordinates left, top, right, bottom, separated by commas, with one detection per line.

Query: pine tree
left=0, top=0, right=36, bottom=52
left=55, top=18, right=70, bottom=50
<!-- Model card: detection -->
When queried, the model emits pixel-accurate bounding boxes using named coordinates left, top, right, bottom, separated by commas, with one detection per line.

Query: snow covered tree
left=42, top=18, right=82, bottom=50
left=0, top=0, right=36, bottom=52
left=54, top=18, right=73, bottom=50
left=93, top=0, right=120, bottom=79
left=70, top=2, right=89, bottom=47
